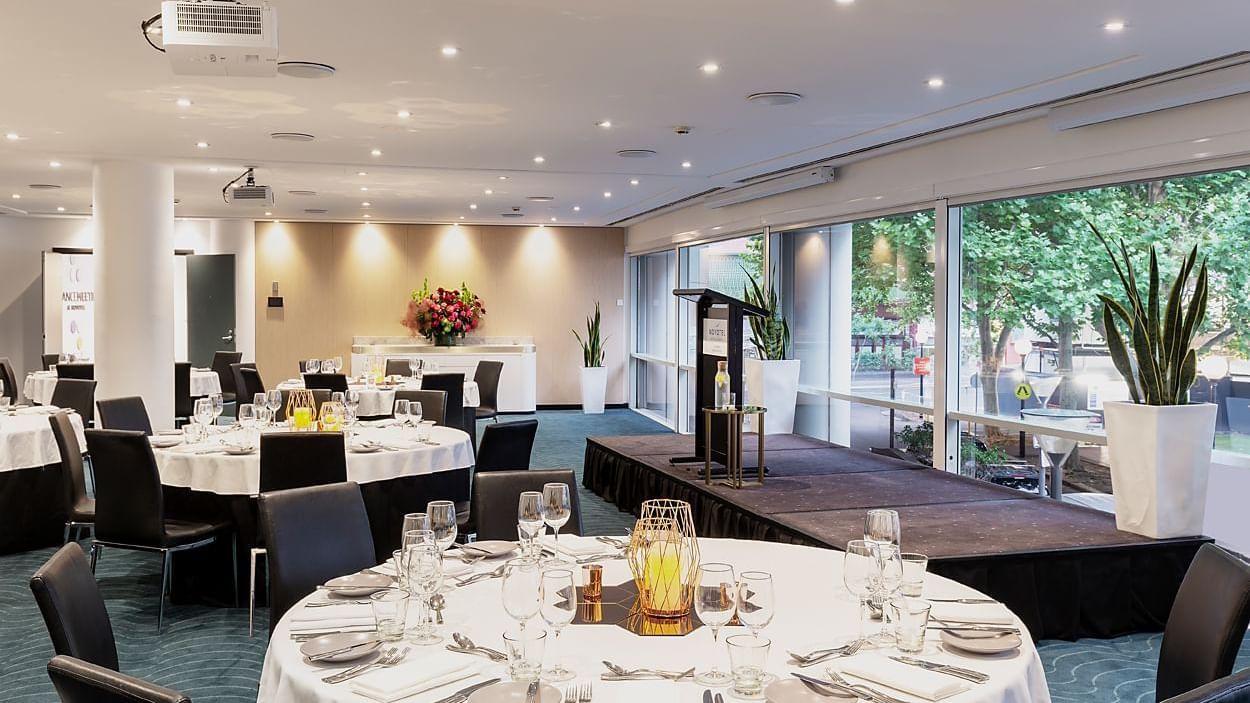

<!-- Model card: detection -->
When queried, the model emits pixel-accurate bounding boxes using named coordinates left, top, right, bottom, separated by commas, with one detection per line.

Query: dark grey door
left=186, top=254, right=236, bottom=367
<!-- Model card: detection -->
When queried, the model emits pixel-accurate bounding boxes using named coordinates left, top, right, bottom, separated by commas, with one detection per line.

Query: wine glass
left=541, top=483, right=571, bottom=545
left=426, top=500, right=458, bottom=552
left=394, top=399, right=409, bottom=426
left=864, top=509, right=901, bottom=548
left=405, top=543, right=444, bottom=645
left=402, top=513, right=430, bottom=537
left=409, top=401, right=423, bottom=426
left=843, top=540, right=877, bottom=641
left=265, top=390, right=283, bottom=424
left=872, top=543, right=904, bottom=645
left=516, top=491, right=545, bottom=557
left=237, top=404, right=255, bottom=435
left=501, top=557, right=542, bottom=631
left=694, top=562, right=737, bottom=686
left=306, top=359, right=319, bottom=375
left=209, top=393, right=224, bottom=428
left=735, top=570, right=775, bottom=637
left=253, top=392, right=267, bottom=410
left=539, top=568, right=577, bottom=682
left=345, top=389, right=361, bottom=416
left=333, top=356, right=344, bottom=373
left=330, top=391, right=345, bottom=406
left=408, top=359, right=420, bottom=378
left=192, top=398, right=214, bottom=439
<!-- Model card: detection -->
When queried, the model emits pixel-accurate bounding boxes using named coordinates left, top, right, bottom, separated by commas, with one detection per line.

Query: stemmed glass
left=192, top=398, right=214, bottom=441
left=265, top=390, right=283, bottom=425
left=209, top=393, right=225, bottom=429
left=405, top=543, right=444, bottom=645
left=864, top=509, right=901, bottom=548
left=332, top=356, right=344, bottom=373
left=402, top=513, right=430, bottom=537
left=694, top=562, right=737, bottom=687
left=539, top=568, right=577, bottom=682
left=843, top=540, right=878, bottom=642
left=872, top=544, right=904, bottom=645
left=517, top=492, right=545, bottom=558
left=394, top=399, right=409, bottom=426
left=735, top=571, right=775, bottom=637
left=306, top=359, right=320, bottom=375
left=408, top=359, right=420, bottom=379
left=501, top=557, right=542, bottom=632
left=345, top=390, right=360, bottom=420
left=426, top=500, right=458, bottom=553
left=541, top=483, right=571, bottom=545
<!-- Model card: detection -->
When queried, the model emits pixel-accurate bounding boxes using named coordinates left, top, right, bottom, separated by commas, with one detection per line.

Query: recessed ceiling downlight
left=271, top=132, right=315, bottom=142
left=28, top=184, right=62, bottom=190
left=747, top=92, right=803, bottom=106
left=276, top=61, right=337, bottom=78
left=617, top=149, right=657, bottom=158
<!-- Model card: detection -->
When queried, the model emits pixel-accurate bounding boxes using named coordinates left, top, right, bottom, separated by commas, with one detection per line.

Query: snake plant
left=1093, top=223, right=1208, bottom=406
left=742, top=266, right=791, bottom=361
left=573, top=301, right=606, bottom=367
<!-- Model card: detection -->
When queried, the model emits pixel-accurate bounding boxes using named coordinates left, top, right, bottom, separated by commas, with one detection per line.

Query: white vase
left=579, top=366, right=607, bottom=414
left=1103, top=401, right=1217, bottom=539
left=743, top=359, right=802, bottom=434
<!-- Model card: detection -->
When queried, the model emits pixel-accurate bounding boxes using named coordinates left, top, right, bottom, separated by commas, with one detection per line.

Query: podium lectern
left=671, top=288, right=767, bottom=466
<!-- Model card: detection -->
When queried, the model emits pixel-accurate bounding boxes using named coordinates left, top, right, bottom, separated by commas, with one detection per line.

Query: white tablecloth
left=258, top=537, right=1050, bottom=703
left=276, top=379, right=481, bottom=417
left=23, top=369, right=221, bottom=405
left=153, top=425, right=474, bottom=496
left=0, top=408, right=87, bottom=472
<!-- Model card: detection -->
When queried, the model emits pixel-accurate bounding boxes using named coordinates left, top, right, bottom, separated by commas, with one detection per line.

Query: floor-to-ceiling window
left=630, top=250, right=677, bottom=426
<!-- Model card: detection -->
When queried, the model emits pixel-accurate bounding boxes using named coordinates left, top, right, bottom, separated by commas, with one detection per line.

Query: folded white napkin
left=929, top=601, right=1015, bottom=625
left=838, top=656, right=971, bottom=701
left=349, top=651, right=478, bottom=703
left=289, top=604, right=374, bottom=633
left=539, top=536, right=610, bottom=557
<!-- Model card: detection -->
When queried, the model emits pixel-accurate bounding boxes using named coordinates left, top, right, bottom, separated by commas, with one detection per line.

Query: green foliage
left=851, top=212, right=935, bottom=327
left=1093, top=223, right=1208, bottom=405
left=851, top=313, right=902, bottom=338
left=740, top=235, right=765, bottom=282
left=572, top=301, right=607, bottom=367
left=742, top=265, right=791, bottom=360
left=896, top=420, right=934, bottom=458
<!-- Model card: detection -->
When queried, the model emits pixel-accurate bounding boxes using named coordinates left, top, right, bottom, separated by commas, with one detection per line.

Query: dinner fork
left=788, top=639, right=863, bottom=667
left=579, top=682, right=592, bottom=701
left=324, top=646, right=410, bottom=684
left=825, top=669, right=907, bottom=703
left=319, top=646, right=396, bottom=683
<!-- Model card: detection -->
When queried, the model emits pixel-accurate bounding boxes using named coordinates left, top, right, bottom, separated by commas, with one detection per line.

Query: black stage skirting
left=583, top=433, right=1210, bottom=641
left=0, top=463, right=69, bottom=554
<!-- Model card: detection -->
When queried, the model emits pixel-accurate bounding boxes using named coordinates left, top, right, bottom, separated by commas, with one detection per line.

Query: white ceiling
left=1, top=0, right=1247, bottom=226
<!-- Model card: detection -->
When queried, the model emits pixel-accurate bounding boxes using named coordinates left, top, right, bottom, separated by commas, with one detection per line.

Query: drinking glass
left=192, top=398, right=214, bottom=435
left=408, top=359, right=420, bottom=378
left=426, top=500, right=458, bottom=552
left=735, top=571, right=774, bottom=637
left=253, top=392, right=267, bottom=410
left=864, top=508, right=901, bottom=548
left=255, top=405, right=273, bottom=428
left=210, top=393, right=225, bottom=427
left=392, top=549, right=408, bottom=592
left=370, top=589, right=409, bottom=642
left=516, top=492, right=545, bottom=558
left=871, top=543, right=903, bottom=645
left=541, top=483, right=571, bottom=545
left=900, top=553, right=929, bottom=597
left=405, top=543, right=444, bottom=645
left=501, top=557, right=542, bottom=631
left=503, top=629, right=547, bottom=683
left=409, top=401, right=423, bottom=426
left=237, top=404, right=255, bottom=433
left=726, top=634, right=771, bottom=699
left=843, top=540, right=877, bottom=641
left=888, top=598, right=931, bottom=654
left=330, top=391, right=345, bottom=406
left=539, top=568, right=577, bottom=681
left=693, top=562, right=736, bottom=686
left=265, top=390, right=283, bottom=424
left=402, top=512, right=430, bottom=537
left=394, top=399, right=409, bottom=426
left=400, top=530, right=436, bottom=589
left=332, top=356, right=344, bottom=373
left=306, top=359, right=320, bottom=375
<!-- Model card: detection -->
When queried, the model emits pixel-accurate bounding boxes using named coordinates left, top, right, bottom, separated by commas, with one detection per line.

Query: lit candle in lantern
left=643, top=545, right=684, bottom=614
left=292, top=407, right=312, bottom=431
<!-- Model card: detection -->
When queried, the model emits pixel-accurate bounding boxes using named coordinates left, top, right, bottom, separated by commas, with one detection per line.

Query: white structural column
left=93, top=161, right=176, bottom=427
left=208, top=219, right=257, bottom=361
left=828, top=223, right=853, bottom=446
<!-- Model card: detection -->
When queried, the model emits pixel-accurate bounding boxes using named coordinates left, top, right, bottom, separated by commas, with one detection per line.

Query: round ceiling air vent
left=271, top=132, right=316, bottom=142
left=287, top=190, right=318, bottom=196
left=746, top=91, right=803, bottom=106
left=276, top=61, right=336, bottom=79
left=527, top=196, right=554, bottom=202
left=617, top=149, right=657, bottom=158
left=28, top=183, right=62, bottom=190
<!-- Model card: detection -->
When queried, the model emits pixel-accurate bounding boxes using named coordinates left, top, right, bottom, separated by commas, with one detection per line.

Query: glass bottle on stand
left=714, top=360, right=731, bottom=409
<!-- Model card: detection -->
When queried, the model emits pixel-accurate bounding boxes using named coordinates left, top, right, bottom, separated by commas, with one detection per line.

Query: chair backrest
left=95, top=397, right=153, bottom=436
left=210, top=351, right=243, bottom=397
left=51, top=379, right=97, bottom=427
left=384, top=358, right=413, bottom=377
left=85, top=430, right=166, bottom=547
left=259, top=483, right=376, bottom=632
left=475, top=419, right=539, bottom=472
left=421, top=373, right=464, bottom=430
left=394, top=389, right=446, bottom=426
left=1164, top=669, right=1250, bottom=703
left=47, top=656, right=190, bottom=703
left=259, top=432, right=347, bottom=493
left=230, top=363, right=258, bottom=404
left=49, top=412, right=90, bottom=517
left=471, top=469, right=582, bottom=541
left=29, top=544, right=118, bottom=670
left=43, top=353, right=60, bottom=371
left=303, top=373, right=348, bottom=393
left=173, top=363, right=193, bottom=419
left=56, top=364, right=94, bottom=381
left=1157, top=543, right=1250, bottom=701
left=473, top=361, right=504, bottom=414
left=0, top=357, right=18, bottom=402
left=237, top=366, right=266, bottom=402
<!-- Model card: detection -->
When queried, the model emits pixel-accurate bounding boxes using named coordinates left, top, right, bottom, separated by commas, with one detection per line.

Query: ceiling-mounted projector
left=223, top=168, right=275, bottom=207
left=160, top=1, right=278, bottom=77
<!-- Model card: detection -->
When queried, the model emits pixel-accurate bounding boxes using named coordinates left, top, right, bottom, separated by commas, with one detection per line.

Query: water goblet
left=541, top=483, right=571, bottom=546
left=501, top=557, right=542, bottom=632
left=405, top=543, right=444, bottom=645
left=693, top=562, right=736, bottom=686
left=864, top=508, right=901, bottom=548
left=735, top=571, right=774, bottom=637
left=209, top=393, right=225, bottom=428
left=265, top=390, right=283, bottom=424
left=516, top=492, right=545, bottom=558
left=426, top=500, right=458, bottom=553
left=843, top=540, right=877, bottom=641
left=539, top=568, right=577, bottom=682
left=394, top=399, right=409, bottom=426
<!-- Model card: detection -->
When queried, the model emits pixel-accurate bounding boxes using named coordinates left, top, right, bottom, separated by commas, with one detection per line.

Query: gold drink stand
left=702, top=405, right=766, bottom=488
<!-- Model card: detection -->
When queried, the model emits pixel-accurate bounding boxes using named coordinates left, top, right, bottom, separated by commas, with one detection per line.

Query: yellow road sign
left=1014, top=383, right=1033, bottom=401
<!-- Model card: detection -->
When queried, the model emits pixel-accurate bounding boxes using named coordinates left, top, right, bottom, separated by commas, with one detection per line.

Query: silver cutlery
left=929, top=625, right=1019, bottom=635
left=574, top=553, right=626, bottom=565
left=433, top=678, right=502, bottom=703
left=525, top=681, right=540, bottom=703
left=601, top=661, right=695, bottom=680
left=455, top=563, right=508, bottom=585
left=451, top=632, right=508, bottom=661
left=430, top=593, right=447, bottom=624
left=291, top=629, right=377, bottom=641
left=579, top=682, right=592, bottom=702
left=788, top=639, right=864, bottom=667
left=890, top=655, right=989, bottom=683
left=791, top=673, right=859, bottom=699
left=826, top=669, right=909, bottom=703
left=702, top=689, right=713, bottom=703
left=713, top=693, right=723, bottom=703
left=323, top=646, right=410, bottom=684
left=305, top=599, right=372, bottom=607
left=595, top=536, right=628, bottom=549
left=305, top=638, right=382, bottom=662
left=928, top=597, right=999, bottom=604
left=446, top=644, right=507, bottom=662
left=933, top=627, right=1019, bottom=640
left=319, top=646, right=396, bottom=682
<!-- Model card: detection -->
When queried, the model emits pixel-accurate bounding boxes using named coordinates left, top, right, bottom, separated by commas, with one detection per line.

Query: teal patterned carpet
left=0, top=409, right=1245, bottom=701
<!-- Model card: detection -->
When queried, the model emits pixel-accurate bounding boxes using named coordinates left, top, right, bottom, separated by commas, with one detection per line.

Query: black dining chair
left=42, top=353, right=60, bottom=371
left=51, top=379, right=97, bottom=427
left=420, top=373, right=465, bottom=431
left=96, top=397, right=153, bottom=436
left=303, top=373, right=349, bottom=393
left=173, top=363, right=194, bottom=428
left=471, top=469, right=582, bottom=542
left=235, top=364, right=265, bottom=403
left=1164, top=669, right=1250, bottom=703
left=259, top=482, right=376, bottom=633
left=210, top=351, right=243, bottom=405
left=56, top=364, right=94, bottom=381
left=384, top=358, right=414, bottom=377
left=49, top=412, right=94, bottom=543
left=473, top=361, right=504, bottom=423
left=1156, top=543, right=1250, bottom=701
left=475, top=419, right=539, bottom=472
left=47, top=656, right=191, bottom=703
left=84, top=429, right=237, bottom=631
left=29, top=543, right=119, bottom=670
left=0, top=356, right=19, bottom=402
left=395, top=389, right=447, bottom=426
left=229, top=362, right=257, bottom=406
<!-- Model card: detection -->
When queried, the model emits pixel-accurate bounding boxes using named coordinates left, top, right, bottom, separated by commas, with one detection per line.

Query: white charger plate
left=940, top=629, right=1023, bottom=654
left=323, top=572, right=393, bottom=597
left=298, top=632, right=381, bottom=663
left=460, top=541, right=518, bottom=559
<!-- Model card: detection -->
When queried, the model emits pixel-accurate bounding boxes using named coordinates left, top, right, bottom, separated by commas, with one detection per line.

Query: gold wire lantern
left=318, top=401, right=345, bottom=432
left=285, top=389, right=319, bottom=431
left=625, top=499, right=701, bottom=618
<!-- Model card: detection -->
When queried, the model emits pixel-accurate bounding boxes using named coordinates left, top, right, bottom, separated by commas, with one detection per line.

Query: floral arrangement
left=402, top=278, right=486, bottom=345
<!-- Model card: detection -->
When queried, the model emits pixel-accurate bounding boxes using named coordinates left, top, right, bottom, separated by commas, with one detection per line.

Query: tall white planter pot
left=744, top=359, right=802, bottom=434
left=579, top=366, right=607, bottom=414
left=1103, top=401, right=1217, bottom=539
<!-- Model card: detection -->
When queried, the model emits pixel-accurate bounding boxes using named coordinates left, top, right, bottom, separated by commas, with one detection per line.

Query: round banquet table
left=0, top=406, right=86, bottom=553
left=275, top=379, right=481, bottom=417
left=258, top=536, right=1051, bottom=703
left=23, top=368, right=221, bottom=405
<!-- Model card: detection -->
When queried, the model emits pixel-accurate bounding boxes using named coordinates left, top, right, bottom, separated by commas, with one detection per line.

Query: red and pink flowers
left=402, top=279, right=486, bottom=345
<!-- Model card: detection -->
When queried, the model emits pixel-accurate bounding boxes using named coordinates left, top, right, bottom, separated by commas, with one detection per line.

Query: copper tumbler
left=582, top=564, right=603, bottom=600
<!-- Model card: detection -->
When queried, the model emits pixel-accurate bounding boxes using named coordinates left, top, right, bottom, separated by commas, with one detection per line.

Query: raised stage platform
left=583, top=432, right=1210, bottom=641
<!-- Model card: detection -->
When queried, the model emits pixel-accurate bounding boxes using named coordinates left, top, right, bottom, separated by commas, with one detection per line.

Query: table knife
left=702, top=689, right=714, bottom=703
left=305, top=638, right=381, bottom=662
left=525, top=680, right=540, bottom=703
left=791, top=673, right=858, bottom=699
left=890, top=655, right=989, bottom=683
left=714, top=693, right=724, bottom=703
left=432, top=678, right=501, bottom=703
